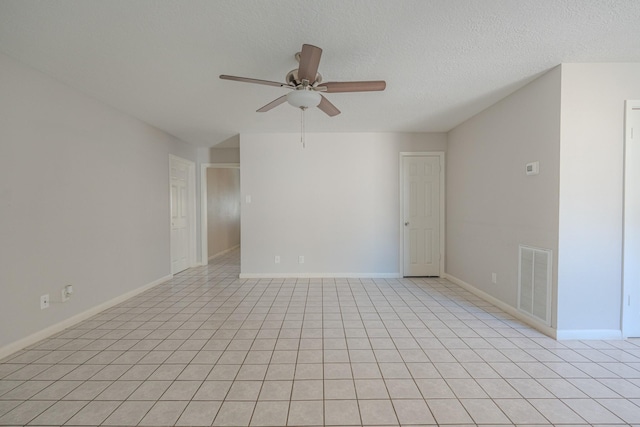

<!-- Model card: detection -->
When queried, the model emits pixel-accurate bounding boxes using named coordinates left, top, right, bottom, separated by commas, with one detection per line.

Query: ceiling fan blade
left=317, top=95, right=340, bottom=117
left=297, top=44, right=322, bottom=83
left=220, top=75, right=290, bottom=88
left=321, top=80, right=386, bottom=93
left=257, top=95, right=288, bottom=112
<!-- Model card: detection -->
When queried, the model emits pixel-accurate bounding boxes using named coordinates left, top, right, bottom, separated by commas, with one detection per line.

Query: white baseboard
left=556, top=329, right=622, bottom=340
left=443, top=273, right=557, bottom=339
left=0, top=274, right=173, bottom=360
left=208, top=244, right=240, bottom=261
left=239, top=272, right=401, bottom=279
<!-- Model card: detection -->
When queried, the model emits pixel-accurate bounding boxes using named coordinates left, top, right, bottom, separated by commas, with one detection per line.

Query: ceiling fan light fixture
left=286, top=89, right=321, bottom=109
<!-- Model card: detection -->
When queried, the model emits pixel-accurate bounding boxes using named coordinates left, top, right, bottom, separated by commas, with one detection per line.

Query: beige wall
left=0, top=51, right=197, bottom=352
left=240, top=132, right=446, bottom=277
left=207, top=168, right=241, bottom=258
left=205, top=148, right=240, bottom=164
left=446, top=67, right=561, bottom=327
left=447, top=63, right=640, bottom=338
left=557, top=63, right=640, bottom=337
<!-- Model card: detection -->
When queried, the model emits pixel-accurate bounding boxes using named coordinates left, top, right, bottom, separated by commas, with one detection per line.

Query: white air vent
left=518, top=245, right=552, bottom=326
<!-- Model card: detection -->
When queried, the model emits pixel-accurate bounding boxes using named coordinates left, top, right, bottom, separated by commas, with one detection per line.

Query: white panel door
left=403, top=155, right=440, bottom=276
left=624, top=102, right=640, bottom=337
left=170, top=158, right=189, bottom=274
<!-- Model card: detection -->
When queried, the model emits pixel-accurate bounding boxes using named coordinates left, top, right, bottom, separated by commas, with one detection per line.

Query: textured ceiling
left=1, top=0, right=639, bottom=147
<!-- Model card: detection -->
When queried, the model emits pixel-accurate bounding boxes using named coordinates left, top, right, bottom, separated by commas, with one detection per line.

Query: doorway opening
left=200, top=163, right=241, bottom=265
left=623, top=100, right=640, bottom=338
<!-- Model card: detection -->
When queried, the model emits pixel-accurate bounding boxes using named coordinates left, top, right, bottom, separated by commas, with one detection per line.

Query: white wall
left=0, top=52, right=197, bottom=352
left=557, top=63, right=640, bottom=337
left=240, top=132, right=446, bottom=277
left=207, top=168, right=241, bottom=258
left=446, top=67, right=561, bottom=327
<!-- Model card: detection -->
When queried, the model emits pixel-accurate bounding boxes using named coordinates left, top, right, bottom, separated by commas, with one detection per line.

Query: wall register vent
left=518, top=245, right=552, bottom=326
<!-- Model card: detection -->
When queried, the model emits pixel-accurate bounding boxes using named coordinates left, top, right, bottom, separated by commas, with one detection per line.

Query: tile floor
left=2, top=248, right=640, bottom=426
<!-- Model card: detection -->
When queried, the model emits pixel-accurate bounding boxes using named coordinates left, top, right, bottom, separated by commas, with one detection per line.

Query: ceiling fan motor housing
left=286, top=69, right=322, bottom=87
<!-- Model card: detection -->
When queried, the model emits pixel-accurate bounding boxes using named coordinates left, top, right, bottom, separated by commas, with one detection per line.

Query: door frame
left=169, top=154, right=197, bottom=274
left=399, top=152, right=445, bottom=277
left=200, top=163, right=241, bottom=265
left=622, top=100, right=640, bottom=338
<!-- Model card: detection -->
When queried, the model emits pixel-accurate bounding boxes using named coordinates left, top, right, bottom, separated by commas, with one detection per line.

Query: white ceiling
left=1, top=1, right=639, bottom=147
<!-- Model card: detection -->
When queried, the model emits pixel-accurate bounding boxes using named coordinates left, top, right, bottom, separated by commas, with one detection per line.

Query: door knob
left=404, top=222, right=410, bottom=226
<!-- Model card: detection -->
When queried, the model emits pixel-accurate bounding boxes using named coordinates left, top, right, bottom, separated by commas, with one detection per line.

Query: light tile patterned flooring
left=2, top=249, right=640, bottom=426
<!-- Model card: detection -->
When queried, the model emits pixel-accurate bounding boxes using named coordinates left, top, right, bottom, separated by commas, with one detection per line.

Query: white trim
left=239, top=272, right=401, bottom=279
left=556, top=329, right=623, bottom=341
left=200, top=163, right=241, bottom=265
left=399, top=152, right=445, bottom=277
left=444, top=273, right=557, bottom=339
left=622, top=100, right=640, bottom=338
left=0, top=274, right=172, bottom=360
left=208, top=244, right=240, bottom=261
left=169, top=155, right=197, bottom=273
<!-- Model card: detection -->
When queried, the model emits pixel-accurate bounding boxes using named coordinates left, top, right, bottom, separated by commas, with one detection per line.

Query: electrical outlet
left=274, top=256, right=280, bottom=264
left=61, top=285, right=73, bottom=302
left=40, top=294, right=50, bottom=309
left=491, top=273, right=497, bottom=284
left=298, top=255, right=304, bottom=264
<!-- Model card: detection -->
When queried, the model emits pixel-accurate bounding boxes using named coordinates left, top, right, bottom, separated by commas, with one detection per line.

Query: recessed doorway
left=200, top=163, right=241, bottom=264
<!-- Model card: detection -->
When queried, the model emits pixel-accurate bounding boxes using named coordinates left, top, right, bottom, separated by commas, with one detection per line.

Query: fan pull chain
left=300, top=107, right=306, bottom=148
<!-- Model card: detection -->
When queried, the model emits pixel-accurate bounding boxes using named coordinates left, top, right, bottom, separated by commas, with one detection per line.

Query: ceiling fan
left=220, top=44, right=386, bottom=117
